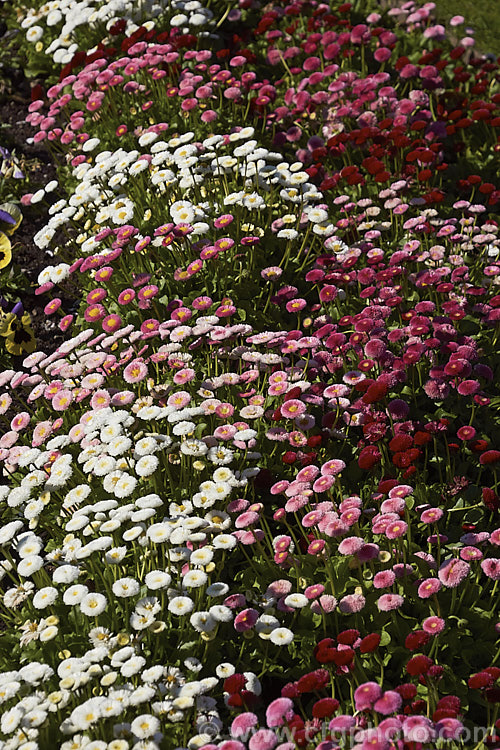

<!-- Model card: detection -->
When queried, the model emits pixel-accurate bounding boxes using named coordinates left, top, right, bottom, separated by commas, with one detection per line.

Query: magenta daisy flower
left=457, top=425, right=476, bottom=441
left=84, top=303, right=106, bottom=323
left=417, top=578, right=442, bottom=599
left=214, top=237, right=235, bottom=252
left=373, top=690, right=402, bottom=715
left=214, top=214, right=234, bottom=229
left=94, top=266, right=113, bottom=283
left=354, top=682, right=382, bottom=711
left=192, top=295, right=212, bottom=310
left=102, top=314, right=122, bottom=333
left=118, top=288, right=136, bottom=305
left=44, top=298, right=62, bottom=315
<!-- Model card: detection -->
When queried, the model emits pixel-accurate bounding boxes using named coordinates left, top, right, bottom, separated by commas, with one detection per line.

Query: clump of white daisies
left=22, top=0, right=215, bottom=66
left=0, top=306, right=311, bottom=747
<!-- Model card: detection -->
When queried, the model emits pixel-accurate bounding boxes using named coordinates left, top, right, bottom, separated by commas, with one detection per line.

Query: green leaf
left=379, top=630, right=391, bottom=647
left=195, top=422, right=208, bottom=438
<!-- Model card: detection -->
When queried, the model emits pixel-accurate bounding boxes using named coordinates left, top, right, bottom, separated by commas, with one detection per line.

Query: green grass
left=433, top=0, right=500, bottom=56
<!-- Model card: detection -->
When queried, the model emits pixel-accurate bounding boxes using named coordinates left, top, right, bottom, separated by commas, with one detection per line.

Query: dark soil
left=0, top=41, right=67, bottom=361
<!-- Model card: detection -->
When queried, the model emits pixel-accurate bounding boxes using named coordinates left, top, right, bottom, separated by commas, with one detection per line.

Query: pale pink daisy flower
left=123, top=360, right=148, bottom=383
left=321, top=459, right=346, bottom=475
left=310, top=594, right=337, bottom=613
left=10, top=413, right=30, bottom=432
left=339, top=594, right=365, bottom=614
left=280, top=399, right=306, bottom=418
left=52, top=389, right=73, bottom=411
left=377, top=594, right=404, bottom=611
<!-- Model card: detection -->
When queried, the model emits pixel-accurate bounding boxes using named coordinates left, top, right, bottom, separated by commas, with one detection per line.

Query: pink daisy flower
left=311, top=594, right=337, bottom=613
left=84, top=303, right=106, bottom=322
left=234, top=608, right=259, bottom=632
left=90, top=390, right=111, bottom=410
left=438, top=558, right=470, bottom=588
left=422, top=616, right=445, bottom=635
left=338, top=537, right=364, bottom=555
left=304, top=584, right=325, bottom=599
left=313, top=475, right=335, bottom=493
left=481, top=559, right=500, bottom=580
left=307, top=539, right=326, bottom=556
left=266, top=697, right=294, bottom=728
left=280, top=399, right=306, bottom=418
left=373, top=570, right=396, bottom=589
left=32, top=421, right=52, bottom=447
left=420, top=508, right=443, bottom=523
left=231, top=713, right=258, bottom=737
left=377, top=594, right=404, bottom=612
left=354, top=682, right=382, bottom=711
left=385, top=520, right=408, bottom=539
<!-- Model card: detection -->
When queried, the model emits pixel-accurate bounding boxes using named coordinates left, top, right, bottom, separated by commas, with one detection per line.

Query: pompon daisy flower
left=135, top=455, right=159, bottom=477
left=80, top=592, right=107, bottom=616
left=168, top=596, right=194, bottom=616
left=182, top=570, right=208, bottom=589
left=33, top=587, right=58, bottom=609
left=112, top=578, right=140, bottom=597
left=130, top=714, right=161, bottom=739
left=269, top=627, right=294, bottom=645
left=145, top=571, right=172, bottom=590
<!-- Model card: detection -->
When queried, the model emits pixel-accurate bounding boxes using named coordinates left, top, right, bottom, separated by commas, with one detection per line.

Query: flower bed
left=0, top=0, right=499, bottom=748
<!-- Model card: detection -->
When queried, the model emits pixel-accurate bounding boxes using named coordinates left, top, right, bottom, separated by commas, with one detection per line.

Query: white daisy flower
left=33, top=587, right=58, bottom=609
left=269, top=627, right=294, bottom=645
left=168, top=596, right=194, bottom=616
left=112, top=578, right=140, bottom=598
left=182, top=570, right=207, bottom=588
left=80, top=593, right=107, bottom=616
left=145, top=571, right=171, bottom=590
